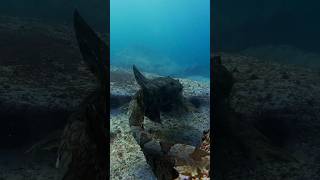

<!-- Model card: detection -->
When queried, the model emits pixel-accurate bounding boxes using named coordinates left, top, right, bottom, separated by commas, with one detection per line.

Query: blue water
left=110, top=0, right=210, bottom=79
left=0, top=0, right=108, bottom=32
left=213, top=0, right=320, bottom=54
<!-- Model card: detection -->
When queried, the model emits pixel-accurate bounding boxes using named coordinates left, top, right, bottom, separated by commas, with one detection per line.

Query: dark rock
left=249, top=74, right=259, bottom=80
left=281, top=72, right=290, bottom=79
left=253, top=109, right=296, bottom=147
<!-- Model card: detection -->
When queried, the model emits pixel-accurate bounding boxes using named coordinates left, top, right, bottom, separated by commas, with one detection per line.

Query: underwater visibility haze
left=110, top=1, right=211, bottom=179
left=111, top=0, right=210, bottom=79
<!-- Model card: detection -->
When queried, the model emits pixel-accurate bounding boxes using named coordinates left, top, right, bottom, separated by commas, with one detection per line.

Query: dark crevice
left=0, top=105, right=70, bottom=148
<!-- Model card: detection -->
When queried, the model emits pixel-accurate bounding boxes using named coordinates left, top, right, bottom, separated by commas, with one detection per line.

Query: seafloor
left=1, top=15, right=320, bottom=180
left=110, top=67, right=210, bottom=179
left=0, top=16, right=210, bottom=180
left=214, top=53, right=320, bottom=179
left=0, top=16, right=98, bottom=180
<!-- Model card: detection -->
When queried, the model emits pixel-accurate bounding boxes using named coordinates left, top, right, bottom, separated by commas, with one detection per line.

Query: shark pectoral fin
left=74, top=9, right=108, bottom=86
left=133, top=65, right=150, bottom=89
